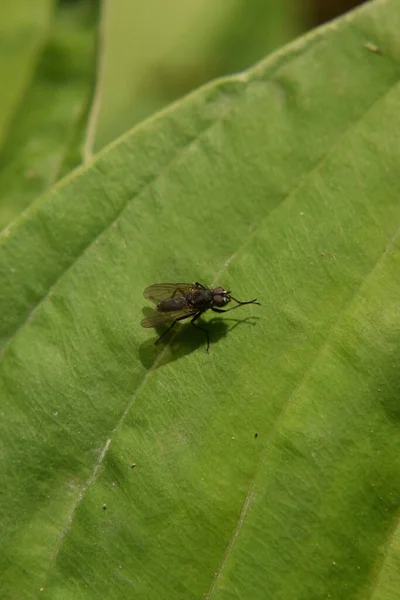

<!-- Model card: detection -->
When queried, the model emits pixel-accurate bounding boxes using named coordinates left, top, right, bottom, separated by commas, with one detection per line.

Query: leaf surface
left=1, top=1, right=400, bottom=598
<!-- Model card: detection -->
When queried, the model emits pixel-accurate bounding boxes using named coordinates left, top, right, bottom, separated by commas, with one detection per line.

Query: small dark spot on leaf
left=131, top=463, right=136, bottom=469
left=102, top=504, right=107, bottom=510
left=254, top=432, right=258, bottom=438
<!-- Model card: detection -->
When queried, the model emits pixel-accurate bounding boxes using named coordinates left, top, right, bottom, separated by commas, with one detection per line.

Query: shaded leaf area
left=1, top=1, right=400, bottom=598
left=89, top=0, right=301, bottom=154
left=0, top=0, right=98, bottom=232
left=0, top=0, right=55, bottom=146
left=312, top=0, right=366, bottom=25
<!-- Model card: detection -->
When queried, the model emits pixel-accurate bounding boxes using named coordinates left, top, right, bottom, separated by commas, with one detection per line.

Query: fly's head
left=212, top=286, right=231, bottom=307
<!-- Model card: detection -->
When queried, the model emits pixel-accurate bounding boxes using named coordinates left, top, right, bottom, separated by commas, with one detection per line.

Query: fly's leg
left=228, top=297, right=260, bottom=306
left=211, top=299, right=260, bottom=315
left=155, top=313, right=197, bottom=346
left=154, top=311, right=210, bottom=350
left=190, top=312, right=210, bottom=351
left=155, top=320, right=178, bottom=344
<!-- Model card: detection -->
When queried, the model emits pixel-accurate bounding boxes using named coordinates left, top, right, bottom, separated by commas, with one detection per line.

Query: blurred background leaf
left=0, top=0, right=368, bottom=230
left=0, top=0, right=98, bottom=231
left=0, top=0, right=55, bottom=146
left=86, top=0, right=304, bottom=154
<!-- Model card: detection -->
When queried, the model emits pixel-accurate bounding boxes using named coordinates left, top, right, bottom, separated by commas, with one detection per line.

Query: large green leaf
left=88, top=0, right=301, bottom=153
left=0, top=0, right=98, bottom=231
left=1, top=0, right=400, bottom=598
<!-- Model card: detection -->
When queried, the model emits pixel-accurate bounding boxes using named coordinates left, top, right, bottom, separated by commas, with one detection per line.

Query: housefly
left=141, top=282, right=260, bottom=351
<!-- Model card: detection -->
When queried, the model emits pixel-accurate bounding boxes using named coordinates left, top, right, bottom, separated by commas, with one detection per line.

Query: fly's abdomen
left=157, top=296, right=187, bottom=312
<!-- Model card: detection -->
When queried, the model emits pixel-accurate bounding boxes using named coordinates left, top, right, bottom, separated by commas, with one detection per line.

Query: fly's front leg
left=211, top=300, right=259, bottom=314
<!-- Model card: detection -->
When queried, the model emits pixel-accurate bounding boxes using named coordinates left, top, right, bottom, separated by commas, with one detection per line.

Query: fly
left=141, top=282, right=260, bottom=351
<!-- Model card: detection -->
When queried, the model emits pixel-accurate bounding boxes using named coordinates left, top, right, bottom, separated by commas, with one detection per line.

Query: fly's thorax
left=157, top=296, right=187, bottom=312
left=212, top=287, right=230, bottom=307
left=189, top=288, right=214, bottom=310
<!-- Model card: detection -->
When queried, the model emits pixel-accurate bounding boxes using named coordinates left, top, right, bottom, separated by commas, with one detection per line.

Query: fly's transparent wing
left=141, top=308, right=197, bottom=328
left=143, top=283, right=195, bottom=304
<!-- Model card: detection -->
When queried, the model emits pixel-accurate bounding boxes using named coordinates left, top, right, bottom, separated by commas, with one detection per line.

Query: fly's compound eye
left=213, top=287, right=230, bottom=307
left=213, top=293, right=230, bottom=307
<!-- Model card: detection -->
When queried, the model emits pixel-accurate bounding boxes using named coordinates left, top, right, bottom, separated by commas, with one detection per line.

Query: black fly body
left=141, top=282, right=260, bottom=351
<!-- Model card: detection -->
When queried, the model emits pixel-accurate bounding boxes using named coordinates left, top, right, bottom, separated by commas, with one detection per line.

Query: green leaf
left=1, top=0, right=400, bottom=598
left=0, top=0, right=54, bottom=146
left=0, top=0, right=98, bottom=231
left=88, top=0, right=302, bottom=153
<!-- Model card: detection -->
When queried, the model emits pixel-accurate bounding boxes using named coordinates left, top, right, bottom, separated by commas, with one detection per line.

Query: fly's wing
left=141, top=308, right=197, bottom=328
left=143, top=283, right=196, bottom=304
